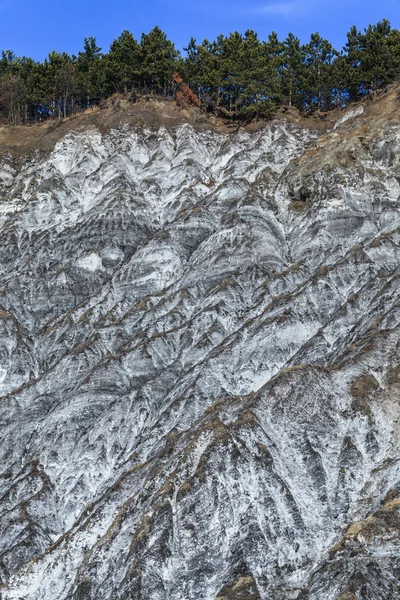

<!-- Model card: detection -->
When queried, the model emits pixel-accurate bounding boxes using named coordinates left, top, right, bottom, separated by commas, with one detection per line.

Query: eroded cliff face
left=0, top=89, right=399, bottom=600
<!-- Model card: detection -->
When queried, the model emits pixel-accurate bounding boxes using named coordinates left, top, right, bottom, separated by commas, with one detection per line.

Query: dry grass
left=216, top=575, right=261, bottom=600
left=350, top=374, right=379, bottom=412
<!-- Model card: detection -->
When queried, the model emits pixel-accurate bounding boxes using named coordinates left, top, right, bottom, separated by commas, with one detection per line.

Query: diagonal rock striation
left=0, top=88, right=399, bottom=599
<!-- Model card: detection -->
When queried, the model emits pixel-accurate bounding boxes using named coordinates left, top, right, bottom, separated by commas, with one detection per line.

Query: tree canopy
left=1, top=20, right=400, bottom=124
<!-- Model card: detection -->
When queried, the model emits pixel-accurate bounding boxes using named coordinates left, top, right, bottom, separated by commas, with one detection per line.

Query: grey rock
left=0, top=106, right=399, bottom=599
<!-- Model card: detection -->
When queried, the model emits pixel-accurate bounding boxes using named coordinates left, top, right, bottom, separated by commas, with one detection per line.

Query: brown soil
left=350, top=374, right=379, bottom=402
left=337, top=592, right=360, bottom=600
left=0, top=93, right=329, bottom=159
left=0, top=95, right=228, bottom=158
left=1, top=84, right=399, bottom=160
left=216, top=574, right=261, bottom=600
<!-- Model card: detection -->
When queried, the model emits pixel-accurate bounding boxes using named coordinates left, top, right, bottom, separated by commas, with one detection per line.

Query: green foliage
left=75, top=37, right=106, bottom=104
left=1, top=20, right=400, bottom=124
left=138, top=26, right=179, bottom=95
left=281, top=33, right=305, bottom=108
left=105, top=30, right=140, bottom=94
left=338, top=19, right=400, bottom=103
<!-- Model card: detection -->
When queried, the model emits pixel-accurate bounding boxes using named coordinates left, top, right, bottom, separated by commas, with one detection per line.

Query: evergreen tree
left=42, top=52, right=75, bottom=118
left=0, top=50, right=16, bottom=76
left=237, top=30, right=277, bottom=118
left=106, top=30, right=140, bottom=94
left=181, top=37, right=201, bottom=92
left=0, top=51, right=31, bottom=123
left=363, top=19, right=393, bottom=90
left=281, top=33, right=305, bottom=108
left=340, top=25, right=365, bottom=102
left=386, top=28, right=400, bottom=82
left=185, top=38, right=220, bottom=108
left=139, top=26, right=179, bottom=95
left=303, top=33, right=338, bottom=110
left=264, top=31, right=284, bottom=105
left=2, top=20, right=400, bottom=123
left=0, top=73, right=27, bottom=124
left=221, top=32, right=241, bottom=111
left=76, top=37, right=105, bottom=106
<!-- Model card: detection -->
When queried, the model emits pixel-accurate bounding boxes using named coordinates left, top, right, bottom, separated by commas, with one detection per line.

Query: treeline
left=1, top=19, right=400, bottom=124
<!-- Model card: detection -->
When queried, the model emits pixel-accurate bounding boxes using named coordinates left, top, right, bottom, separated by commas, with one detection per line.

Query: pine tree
left=139, top=27, right=179, bottom=95
left=0, top=73, right=27, bottom=124
left=281, top=33, right=304, bottom=108
left=237, top=29, right=276, bottom=118
left=386, top=28, right=400, bottom=82
left=0, top=51, right=31, bottom=123
left=42, top=52, right=75, bottom=118
left=220, top=32, right=243, bottom=112
left=182, top=37, right=201, bottom=92
left=206, top=34, right=226, bottom=109
left=185, top=38, right=221, bottom=109
left=303, top=33, right=338, bottom=111
left=76, top=37, right=105, bottom=107
left=340, top=25, right=365, bottom=102
left=363, top=19, right=392, bottom=90
left=106, top=31, right=140, bottom=94
left=2, top=19, right=400, bottom=123
left=264, top=31, right=284, bottom=105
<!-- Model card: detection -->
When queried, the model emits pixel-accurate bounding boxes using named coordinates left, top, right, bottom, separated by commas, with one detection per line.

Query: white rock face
left=0, top=112, right=399, bottom=600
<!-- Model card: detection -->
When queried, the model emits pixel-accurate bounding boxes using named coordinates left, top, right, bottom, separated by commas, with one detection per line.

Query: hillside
left=0, top=92, right=336, bottom=156
left=0, top=84, right=399, bottom=599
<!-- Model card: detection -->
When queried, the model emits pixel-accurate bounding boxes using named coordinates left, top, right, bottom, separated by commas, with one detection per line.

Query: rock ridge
left=0, top=83, right=399, bottom=599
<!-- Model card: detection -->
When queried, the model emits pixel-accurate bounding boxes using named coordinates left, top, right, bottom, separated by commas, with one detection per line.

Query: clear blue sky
left=1, top=0, right=399, bottom=60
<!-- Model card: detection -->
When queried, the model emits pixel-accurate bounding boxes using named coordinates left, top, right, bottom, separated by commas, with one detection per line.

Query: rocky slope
left=0, top=89, right=399, bottom=600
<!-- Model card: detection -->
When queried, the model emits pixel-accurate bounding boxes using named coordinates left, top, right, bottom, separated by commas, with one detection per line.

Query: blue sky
left=1, top=0, right=399, bottom=60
